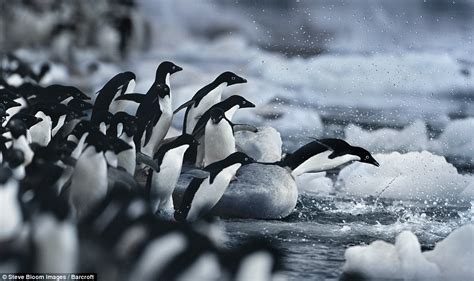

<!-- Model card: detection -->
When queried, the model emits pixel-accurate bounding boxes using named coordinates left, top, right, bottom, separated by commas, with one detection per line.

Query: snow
left=295, top=173, right=334, bottom=195
left=174, top=163, right=298, bottom=219
left=344, top=120, right=429, bottom=153
left=342, top=224, right=474, bottom=281
left=235, top=126, right=282, bottom=162
left=337, top=151, right=472, bottom=202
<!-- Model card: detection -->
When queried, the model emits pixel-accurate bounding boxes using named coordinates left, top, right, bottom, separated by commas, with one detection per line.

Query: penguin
left=0, top=167, right=23, bottom=242
left=91, top=71, right=136, bottom=119
left=222, top=238, right=284, bottom=281
left=174, top=71, right=247, bottom=134
left=193, top=108, right=236, bottom=167
left=109, top=112, right=138, bottom=175
left=31, top=188, right=78, bottom=273
left=6, top=119, right=34, bottom=165
left=117, top=84, right=173, bottom=157
left=69, top=130, right=109, bottom=219
left=174, top=152, right=255, bottom=222
left=190, top=95, right=255, bottom=166
left=145, top=134, right=199, bottom=217
left=3, top=148, right=25, bottom=180
left=276, top=138, right=380, bottom=177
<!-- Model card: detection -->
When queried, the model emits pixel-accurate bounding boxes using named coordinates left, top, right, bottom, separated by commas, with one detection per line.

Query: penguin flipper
left=136, top=151, right=160, bottom=172
left=173, top=100, right=194, bottom=114
left=114, top=93, right=144, bottom=103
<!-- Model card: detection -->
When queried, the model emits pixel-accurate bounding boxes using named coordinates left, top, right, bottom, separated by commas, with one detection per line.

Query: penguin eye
left=172, top=66, right=176, bottom=70
left=242, top=101, right=246, bottom=104
left=365, top=156, right=370, bottom=160
left=231, top=76, right=236, bottom=80
left=244, top=157, right=249, bottom=161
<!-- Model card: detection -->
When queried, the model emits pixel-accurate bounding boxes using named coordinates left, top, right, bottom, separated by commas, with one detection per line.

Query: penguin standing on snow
left=145, top=134, right=199, bottom=216
left=175, top=152, right=255, bottom=222
left=174, top=71, right=247, bottom=134
left=276, top=138, right=379, bottom=177
left=69, top=130, right=109, bottom=218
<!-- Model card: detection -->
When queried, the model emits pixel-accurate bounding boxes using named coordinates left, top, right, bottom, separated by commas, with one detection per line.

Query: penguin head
left=226, top=95, right=255, bottom=109
left=112, top=112, right=138, bottom=137
left=107, top=135, right=132, bottom=154
left=71, top=120, right=92, bottom=139
left=1, top=97, right=21, bottom=109
left=85, top=129, right=109, bottom=153
left=215, top=71, right=247, bottom=86
left=227, top=152, right=255, bottom=166
left=9, top=112, right=43, bottom=129
left=209, top=108, right=227, bottom=124
left=156, top=83, right=171, bottom=98
left=4, top=148, right=25, bottom=168
left=67, top=98, right=93, bottom=112
left=6, top=119, right=27, bottom=138
left=352, top=147, right=379, bottom=167
left=46, top=84, right=90, bottom=100
left=156, top=61, right=183, bottom=82
left=173, top=134, right=199, bottom=148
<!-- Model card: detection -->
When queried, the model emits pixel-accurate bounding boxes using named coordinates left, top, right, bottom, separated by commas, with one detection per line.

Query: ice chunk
left=430, top=118, right=474, bottom=160
left=344, top=120, right=429, bottom=153
left=342, top=230, right=440, bottom=280
left=295, top=173, right=334, bottom=195
left=337, top=151, right=471, bottom=201
left=174, top=164, right=297, bottom=219
left=235, top=126, right=282, bottom=162
left=423, top=224, right=474, bottom=281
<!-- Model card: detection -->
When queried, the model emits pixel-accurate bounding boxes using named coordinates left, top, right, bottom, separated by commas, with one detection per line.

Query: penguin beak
left=244, top=101, right=256, bottom=108
left=174, top=65, right=183, bottom=73
left=371, top=159, right=380, bottom=167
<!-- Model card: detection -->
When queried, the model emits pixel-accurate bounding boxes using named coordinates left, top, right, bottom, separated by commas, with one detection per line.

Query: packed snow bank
left=337, top=151, right=471, bottom=202
left=174, top=164, right=297, bottom=219
left=344, top=121, right=429, bottom=153
left=341, top=224, right=474, bottom=281
left=431, top=118, right=474, bottom=160
left=295, top=173, right=334, bottom=195
left=235, top=126, right=282, bottom=162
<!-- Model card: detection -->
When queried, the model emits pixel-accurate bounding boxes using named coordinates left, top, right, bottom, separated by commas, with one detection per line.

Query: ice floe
left=337, top=151, right=472, bottom=202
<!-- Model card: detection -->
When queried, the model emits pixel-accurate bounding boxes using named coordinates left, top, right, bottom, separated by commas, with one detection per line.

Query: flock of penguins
left=0, top=54, right=380, bottom=280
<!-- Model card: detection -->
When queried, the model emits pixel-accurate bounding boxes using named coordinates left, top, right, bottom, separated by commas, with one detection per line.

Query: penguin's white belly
left=235, top=252, right=274, bottom=281
left=52, top=115, right=67, bottom=136
left=187, top=164, right=241, bottom=222
left=13, top=135, right=33, bottom=165
left=203, top=121, right=235, bottom=166
left=151, top=146, right=189, bottom=212
left=291, top=151, right=360, bottom=176
left=117, top=137, right=136, bottom=175
left=185, top=84, right=225, bottom=134
left=0, top=182, right=22, bottom=241
left=69, top=148, right=108, bottom=217
left=33, top=215, right=78, bottom=273
left=131, top=233, right=187, bottom=281
left=29, top=116, right=52, bottom=146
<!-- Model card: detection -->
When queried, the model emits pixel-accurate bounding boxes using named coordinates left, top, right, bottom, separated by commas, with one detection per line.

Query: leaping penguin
left=174, top=152, right=255, bottom=222
left=174, top=71, right=247, bottom=134
left=275, top=138, right=379, bottom=177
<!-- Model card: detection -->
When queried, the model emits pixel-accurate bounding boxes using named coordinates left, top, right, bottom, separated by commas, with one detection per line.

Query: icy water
left=223, top=196, right=472, bottom=280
